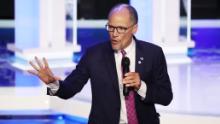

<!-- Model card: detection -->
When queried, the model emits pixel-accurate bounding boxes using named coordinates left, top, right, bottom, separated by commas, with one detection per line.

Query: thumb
left=54, top=76, right=61, bottom=81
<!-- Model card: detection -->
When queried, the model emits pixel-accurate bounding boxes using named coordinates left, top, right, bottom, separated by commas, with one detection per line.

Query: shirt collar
left=123, top=38, right=135, bottom=55
left=115, top=38, right=135, bottom=55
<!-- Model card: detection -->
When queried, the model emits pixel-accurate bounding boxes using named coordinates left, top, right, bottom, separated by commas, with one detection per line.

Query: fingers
left=29, top=61, right=39, bottom=71
left=122, top=72, right=141, bottom=89
left=43, top=57, right=49, bottom=68
left=27, top=70, right=38, bottom=76
left=28, top=57, right=50, bottom=75
left=29, top=57, right=48, bottom=71
left=35, top=56, right=43, bottom=69
left=29, top=56, right=44, bottom=72
left=28, top=57, right=58, bottom=84
left=42, top=57, right=53, bottom=76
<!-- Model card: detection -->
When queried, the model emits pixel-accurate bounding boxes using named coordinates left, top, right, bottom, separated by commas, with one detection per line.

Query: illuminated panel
left=15, top=0, right=39, bottom=49
left=130, top=0, right=153, bottom=42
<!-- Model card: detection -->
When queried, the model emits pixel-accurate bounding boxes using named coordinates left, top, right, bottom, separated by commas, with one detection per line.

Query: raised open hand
left=28, top=56, right=60, bottom=84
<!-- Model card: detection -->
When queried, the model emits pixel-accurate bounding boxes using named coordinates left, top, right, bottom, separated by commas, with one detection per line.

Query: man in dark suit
left=29, top=4, right=173, bottom=124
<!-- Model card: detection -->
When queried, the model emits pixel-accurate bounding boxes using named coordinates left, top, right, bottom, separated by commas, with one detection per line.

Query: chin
left=112, top=46, right=120, bottom=51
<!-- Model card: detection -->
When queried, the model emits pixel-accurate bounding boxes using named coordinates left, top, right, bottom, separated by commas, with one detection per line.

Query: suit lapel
left=104, top=43, right=120, bottom=95
left=135, top=41, right=145, bottom=80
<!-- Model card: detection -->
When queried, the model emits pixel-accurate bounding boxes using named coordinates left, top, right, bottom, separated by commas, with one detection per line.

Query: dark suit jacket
left=52, top=38, right=173, bottom=124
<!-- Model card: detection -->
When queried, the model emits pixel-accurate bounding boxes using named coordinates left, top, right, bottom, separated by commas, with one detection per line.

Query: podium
left=7, top=0, right=80, bottom=70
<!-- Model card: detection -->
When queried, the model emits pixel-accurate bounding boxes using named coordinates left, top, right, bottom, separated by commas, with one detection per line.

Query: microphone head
left=122, top=57, right=130, bottom=67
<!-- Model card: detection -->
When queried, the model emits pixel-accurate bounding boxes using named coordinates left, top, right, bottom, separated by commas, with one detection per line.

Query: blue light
left=57, top=115, right=63, bottom=120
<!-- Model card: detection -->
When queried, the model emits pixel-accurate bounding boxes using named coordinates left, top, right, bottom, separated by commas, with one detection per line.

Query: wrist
left=135, top=81, right=141, bottom=91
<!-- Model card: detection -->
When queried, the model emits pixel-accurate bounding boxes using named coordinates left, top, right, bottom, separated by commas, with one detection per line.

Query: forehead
left=108, top=8, right=131, bottom=26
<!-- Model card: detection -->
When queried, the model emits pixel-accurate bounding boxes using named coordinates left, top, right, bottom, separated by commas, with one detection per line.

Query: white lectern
left=8, top=0, right=80, bottom=70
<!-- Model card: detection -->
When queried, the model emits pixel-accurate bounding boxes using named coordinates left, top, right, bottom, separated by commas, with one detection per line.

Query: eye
left=117, top=26, right=126, bottom=31
left=108, top=25, right=113, bottom=28
left=108, top=25, right=115, bottom=29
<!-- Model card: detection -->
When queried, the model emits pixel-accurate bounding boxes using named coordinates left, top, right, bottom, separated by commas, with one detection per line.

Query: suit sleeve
left=144, top=47, right=173, bottom=106
left=53, top=50, right=90, bottom=99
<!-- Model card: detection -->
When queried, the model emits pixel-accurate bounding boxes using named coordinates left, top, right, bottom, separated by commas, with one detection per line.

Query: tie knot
left=121, top=49, right=126, bottom=57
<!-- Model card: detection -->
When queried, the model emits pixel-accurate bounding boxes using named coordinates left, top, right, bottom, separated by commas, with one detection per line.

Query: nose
left=112, top=28, right=119, bottom=37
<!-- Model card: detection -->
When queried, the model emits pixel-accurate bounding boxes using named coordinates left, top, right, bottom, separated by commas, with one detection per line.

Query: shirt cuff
left=47, top=80, right=60, bottom=95
left=137, top=80, right=147, bottom=100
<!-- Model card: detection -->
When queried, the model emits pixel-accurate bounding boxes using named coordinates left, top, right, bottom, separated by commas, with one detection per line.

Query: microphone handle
left=123, top=84, right=129, bottom=96
left=122, top=57, right=131, bottom=96
left=123, top=66, right=130, bottom=96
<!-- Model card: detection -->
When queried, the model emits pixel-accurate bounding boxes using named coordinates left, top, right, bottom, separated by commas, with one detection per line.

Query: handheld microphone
left=122, top=57, right=130, bottom=96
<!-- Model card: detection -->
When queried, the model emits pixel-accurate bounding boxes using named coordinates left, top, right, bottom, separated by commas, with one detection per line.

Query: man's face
left=107, top=9, right=137, bottom=51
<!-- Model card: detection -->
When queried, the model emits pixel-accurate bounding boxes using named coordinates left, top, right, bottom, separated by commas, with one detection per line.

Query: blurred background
left=0, top=0, right=220, bottom=124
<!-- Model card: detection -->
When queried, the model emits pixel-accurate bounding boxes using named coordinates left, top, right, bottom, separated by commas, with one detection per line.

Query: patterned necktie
left=121, top=50, right=139, bottom=124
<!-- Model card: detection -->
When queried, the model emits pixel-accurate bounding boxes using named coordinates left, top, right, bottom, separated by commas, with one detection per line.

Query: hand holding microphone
left=122, top=57, right=141, bottom=96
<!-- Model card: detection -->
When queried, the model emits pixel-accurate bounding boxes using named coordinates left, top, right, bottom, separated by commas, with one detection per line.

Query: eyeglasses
left=105, top=24, right=135, bottom=34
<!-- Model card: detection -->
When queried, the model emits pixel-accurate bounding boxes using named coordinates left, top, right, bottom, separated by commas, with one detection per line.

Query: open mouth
left=111, top=40, right=119, bottom=45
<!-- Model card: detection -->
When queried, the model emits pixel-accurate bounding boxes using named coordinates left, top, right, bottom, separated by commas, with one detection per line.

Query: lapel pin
left=138, top=61, right=142, bottom=64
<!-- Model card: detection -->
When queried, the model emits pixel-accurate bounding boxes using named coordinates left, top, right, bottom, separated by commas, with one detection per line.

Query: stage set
left=0, top=0, right=220, bottom=123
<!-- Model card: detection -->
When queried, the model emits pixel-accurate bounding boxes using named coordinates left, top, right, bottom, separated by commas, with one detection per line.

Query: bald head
left=108, top=4, right=138, bottom=25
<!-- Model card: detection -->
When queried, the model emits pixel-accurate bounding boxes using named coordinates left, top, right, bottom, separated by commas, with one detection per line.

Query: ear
left=132, top=24, right=138, bottom=34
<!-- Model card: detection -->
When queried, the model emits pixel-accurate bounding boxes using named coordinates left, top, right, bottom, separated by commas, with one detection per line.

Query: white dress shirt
left=114, top=39, right=147, bottom=123
left=48, top=39, right=147, bottom=124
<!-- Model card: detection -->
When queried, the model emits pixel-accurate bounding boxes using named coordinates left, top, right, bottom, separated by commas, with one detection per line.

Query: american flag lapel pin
left=138, top=57, right=144, bottom=64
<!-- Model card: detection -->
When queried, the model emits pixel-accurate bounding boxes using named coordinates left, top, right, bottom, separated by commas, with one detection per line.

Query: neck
left=121, top=38, right=133, bottom=50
